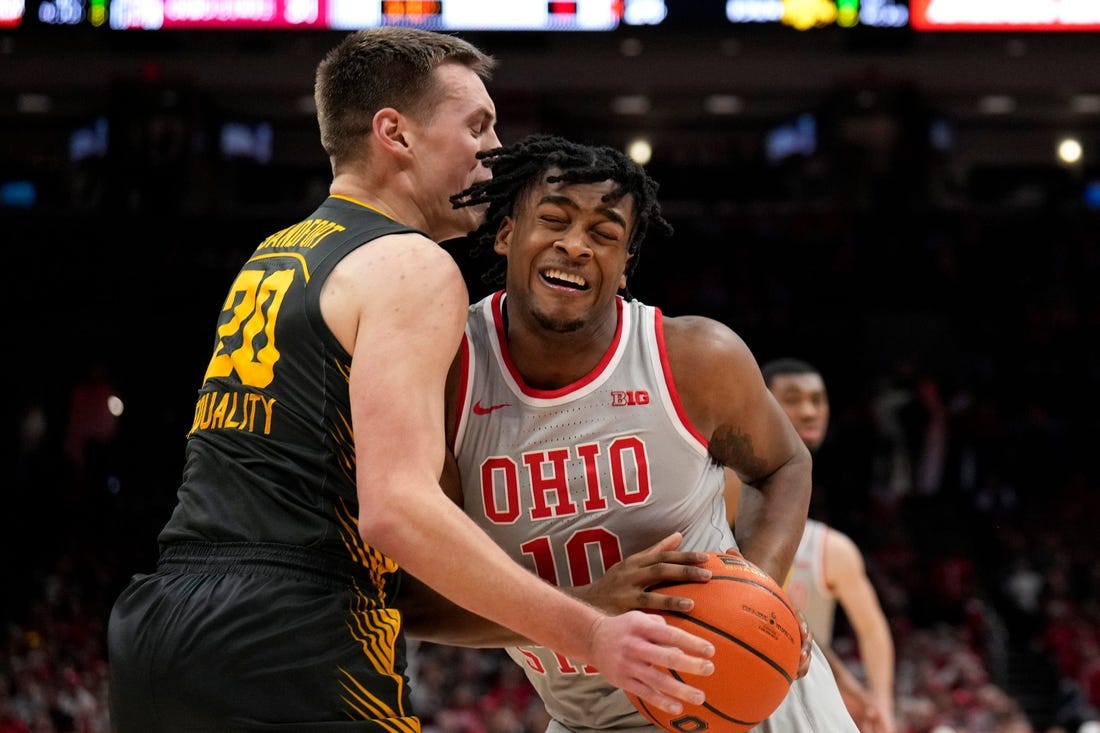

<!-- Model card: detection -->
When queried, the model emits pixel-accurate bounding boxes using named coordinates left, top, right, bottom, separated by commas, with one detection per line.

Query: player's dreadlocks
left=451, top=133, right=673, bottom=291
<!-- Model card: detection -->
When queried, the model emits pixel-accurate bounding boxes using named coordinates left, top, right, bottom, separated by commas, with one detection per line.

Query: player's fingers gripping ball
left=625, top=552, right=801, bottom=733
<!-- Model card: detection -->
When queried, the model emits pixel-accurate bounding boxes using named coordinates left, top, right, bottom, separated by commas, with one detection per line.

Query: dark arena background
left=3, top=2, right=1099, bottom=731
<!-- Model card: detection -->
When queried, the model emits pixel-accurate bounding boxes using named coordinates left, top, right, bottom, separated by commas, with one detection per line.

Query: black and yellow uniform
left=108, top=196, right=424, bottom=732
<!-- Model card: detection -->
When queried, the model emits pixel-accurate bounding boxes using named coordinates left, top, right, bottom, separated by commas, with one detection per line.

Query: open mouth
left=541, top=268, right=589, bottom=291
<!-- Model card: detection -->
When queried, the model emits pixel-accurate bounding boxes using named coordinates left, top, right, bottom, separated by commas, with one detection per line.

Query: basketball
left=625, top=552, right=801, bottom=733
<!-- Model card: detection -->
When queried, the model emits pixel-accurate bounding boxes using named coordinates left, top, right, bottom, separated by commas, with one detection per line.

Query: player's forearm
left=860, top=630, right=896, bottom=724
left=396, top=574, right=531, bottom=647
left=733, top=460, right=811, bottom=583
left=865, top=652, right=895, bottom=722
left=361, top=480, right=605, bottom=661
left=405, top=613, right=529, bottom=648
left=400, top=576, right=641, bottom=648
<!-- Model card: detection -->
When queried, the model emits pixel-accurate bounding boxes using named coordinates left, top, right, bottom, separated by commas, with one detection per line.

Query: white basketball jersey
left=783, top=519, right=837, bottom=645
left=453, top=292, right=734, bottom=733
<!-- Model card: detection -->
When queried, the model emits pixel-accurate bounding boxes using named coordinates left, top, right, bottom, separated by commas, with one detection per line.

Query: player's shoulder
left=374, top=229, right=453, bottom=261
left=660, top=313, right=748, bottom=353
left=329, top=231, right=467, bottom=330
left=660, top=313, right=757, bottom=383
left=340, top=230, right=462, bottom=285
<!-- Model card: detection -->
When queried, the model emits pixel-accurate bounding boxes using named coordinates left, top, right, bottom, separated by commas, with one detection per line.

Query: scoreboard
left=8, top=0, right=640, bottom=30
left=4, top=0, right=1100, bottom=31
left=910, top=0, right=1100, bottom=30
left=104, top=0, right=630, bottom=31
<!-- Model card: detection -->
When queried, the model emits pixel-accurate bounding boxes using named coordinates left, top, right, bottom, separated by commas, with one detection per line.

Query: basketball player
left=106, top=34, right=715, bottom=732
left=731, top=358, right=897, bottom=733
left=399, top=134, right=857, bottom=733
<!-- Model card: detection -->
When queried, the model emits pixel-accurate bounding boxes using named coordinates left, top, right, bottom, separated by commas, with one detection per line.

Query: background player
left=729, top=357, right=897, bottom=733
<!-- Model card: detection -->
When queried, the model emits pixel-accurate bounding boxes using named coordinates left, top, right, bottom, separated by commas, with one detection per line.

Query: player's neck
left=503, top=299, right=618, bottom=390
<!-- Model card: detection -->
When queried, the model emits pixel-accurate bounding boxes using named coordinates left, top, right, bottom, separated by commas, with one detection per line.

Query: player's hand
left=586, top=610, right=715, bottom=715
left=574, top=533, right=712, bottom=614
left=796, top=610, right=813, bottom=679
left=837, top=680, right=891, bottom=733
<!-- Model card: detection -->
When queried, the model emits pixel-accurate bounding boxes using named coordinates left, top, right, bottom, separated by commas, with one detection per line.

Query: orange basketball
left=625, top=552, right=801, bottom=733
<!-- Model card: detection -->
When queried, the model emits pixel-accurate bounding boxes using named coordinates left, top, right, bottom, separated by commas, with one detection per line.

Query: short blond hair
left=314, top=27, right=496, bottom=164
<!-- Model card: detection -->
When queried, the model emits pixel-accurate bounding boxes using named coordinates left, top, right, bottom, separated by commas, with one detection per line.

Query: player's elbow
left=357, top=511, right=401, bottom=553
left=355, top=463, right=434, bottom=546
left=355, top=488, right=415, bottom=553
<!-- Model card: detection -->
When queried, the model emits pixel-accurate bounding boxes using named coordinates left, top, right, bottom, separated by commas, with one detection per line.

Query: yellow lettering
left=259, top=395, right=275, bottom=434
left=188, top=390, right=277, bottom=437
left=302, top=219, right=346, bottom=249
left=256, top=218, right=347, bottom=252
left=189, top=392, right=210, bottom=435
left=240, top=393, right=259, bottom=432
left=296, top=219, right=327, bottom=248
left=210, top=392, right=231, bottom=429
left=224, top=392, right=241, bottom=429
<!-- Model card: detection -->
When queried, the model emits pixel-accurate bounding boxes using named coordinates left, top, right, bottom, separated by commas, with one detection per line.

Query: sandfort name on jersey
left=256, top=217, right=346, bottom=251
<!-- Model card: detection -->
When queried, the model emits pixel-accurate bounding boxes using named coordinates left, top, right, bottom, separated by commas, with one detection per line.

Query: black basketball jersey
left=158, top=195, right=421, bottom=597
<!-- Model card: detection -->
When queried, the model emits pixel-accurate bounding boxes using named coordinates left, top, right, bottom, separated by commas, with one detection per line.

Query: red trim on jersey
left=452, top=334, right=471, bottom=452
left=654, top=307, right=709, bottom=447
left=490, top=289, right=509, bottom=354
left=818, top=523, right=834, bottom=596
left=490, top=291, right=625, bottom=399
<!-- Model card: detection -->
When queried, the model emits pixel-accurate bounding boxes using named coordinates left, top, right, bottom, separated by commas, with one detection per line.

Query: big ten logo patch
left=611, top=390, right=650, bottom=406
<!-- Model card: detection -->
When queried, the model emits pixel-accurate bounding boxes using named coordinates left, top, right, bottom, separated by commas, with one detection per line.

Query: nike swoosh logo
left=473, top=400, right=510, bottom=415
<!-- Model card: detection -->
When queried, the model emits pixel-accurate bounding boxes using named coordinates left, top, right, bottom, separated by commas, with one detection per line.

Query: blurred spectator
left=436, top=683, right=487, bottom=733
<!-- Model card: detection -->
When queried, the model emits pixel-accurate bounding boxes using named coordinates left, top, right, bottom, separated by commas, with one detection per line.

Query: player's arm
left=825, top=528, right=896, bottom=733
left=397, top=440, right=528, bottom=647
left=663, top=315, right=812, bottom=585
left=821, top=642, right=888, bottom=733
left=722, top=467, right=741, bottom=529
left=398, top=530, right=712, bottom=645
left=330, top=241, right=714, bottom=713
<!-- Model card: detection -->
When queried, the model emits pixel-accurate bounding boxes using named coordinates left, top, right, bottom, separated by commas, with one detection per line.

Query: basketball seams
left=649, top=575, right=801, bottom=660
left=655, top=610, right=796, bottom=685
left=716, top=559, right=800, bottom=620
left=708, top=575, right=799, bottom=619
left=633, top=684, right=761, bottom=728
left=627, top=552, right=801, bottom=733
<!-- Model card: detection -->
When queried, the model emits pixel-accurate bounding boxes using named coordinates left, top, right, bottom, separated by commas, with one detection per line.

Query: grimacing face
left=496, top=176, right=635, bottom=334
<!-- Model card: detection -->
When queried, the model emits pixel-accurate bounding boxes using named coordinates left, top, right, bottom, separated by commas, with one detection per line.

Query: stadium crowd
left=3, top=190, right=1099, bottom=733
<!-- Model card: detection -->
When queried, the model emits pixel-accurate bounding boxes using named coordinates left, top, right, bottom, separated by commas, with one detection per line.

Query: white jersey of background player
left=396, top=134, right=858, bottom=733
left=786, top=519, right=839, bottom=643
